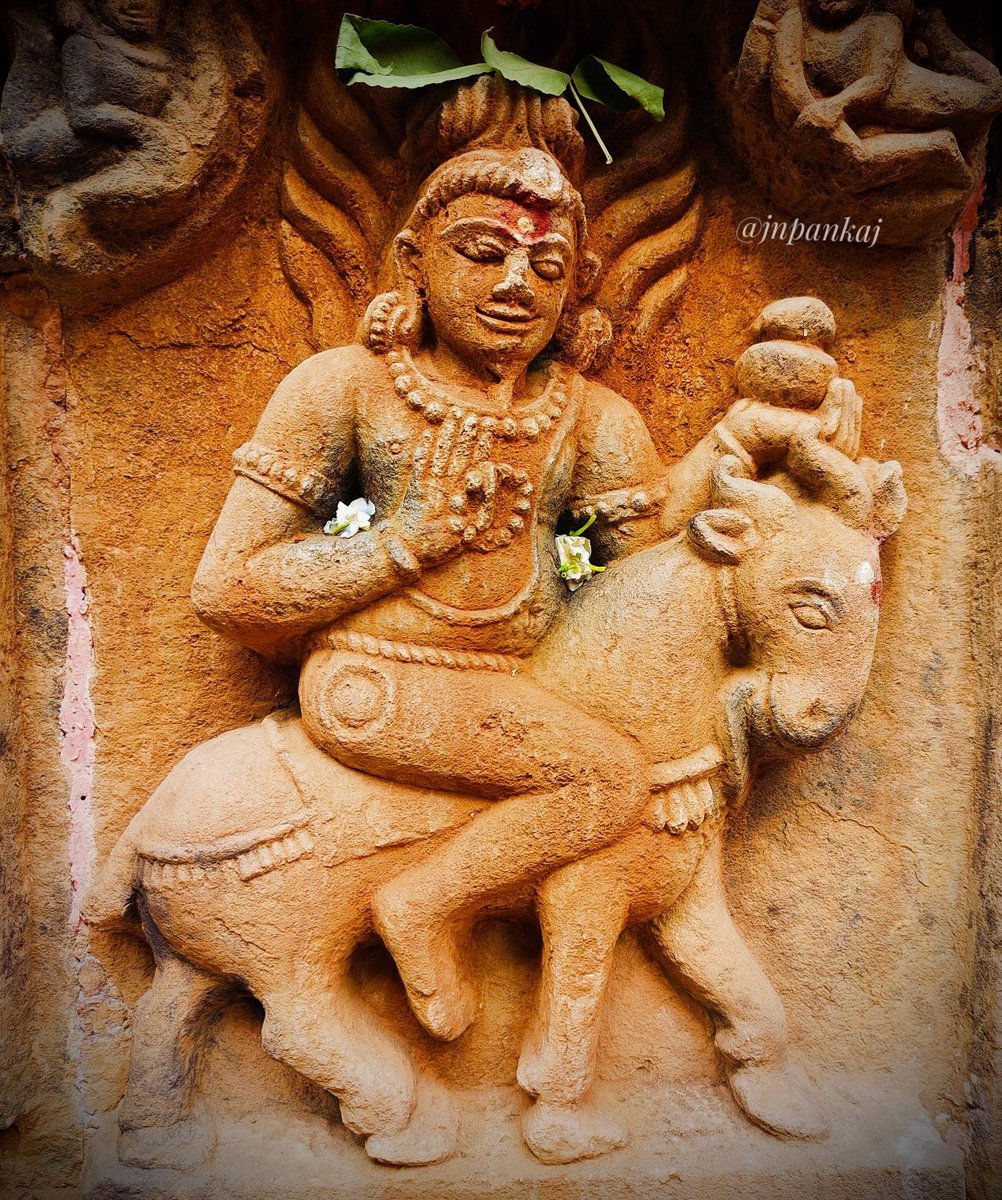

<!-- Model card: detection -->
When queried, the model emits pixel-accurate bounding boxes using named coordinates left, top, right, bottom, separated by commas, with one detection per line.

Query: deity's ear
left=688, top=509, right=760, bottom=564
left=576, top=250, right=602, bottom=297
left=393, top=229, right=423, bottom=288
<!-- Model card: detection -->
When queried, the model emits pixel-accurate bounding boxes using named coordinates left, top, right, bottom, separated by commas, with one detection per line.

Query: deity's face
left=413, top=191, right=577, bottom=373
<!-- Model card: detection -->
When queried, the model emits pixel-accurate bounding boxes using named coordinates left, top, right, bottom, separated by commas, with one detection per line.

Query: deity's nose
left=492, top=250, right=535, bottom=307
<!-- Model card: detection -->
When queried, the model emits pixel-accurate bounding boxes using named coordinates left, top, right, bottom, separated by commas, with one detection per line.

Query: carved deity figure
left=192, top=143, right=821, bottom=1044
left=733, top=0, right=1002, bottom=241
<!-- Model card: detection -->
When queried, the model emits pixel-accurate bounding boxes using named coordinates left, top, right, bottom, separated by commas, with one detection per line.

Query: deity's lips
left=475, top=305, right=540, bottom=332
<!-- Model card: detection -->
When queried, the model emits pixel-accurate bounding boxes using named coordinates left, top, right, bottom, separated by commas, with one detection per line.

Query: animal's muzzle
left=766, top=674, right=856, bottom=750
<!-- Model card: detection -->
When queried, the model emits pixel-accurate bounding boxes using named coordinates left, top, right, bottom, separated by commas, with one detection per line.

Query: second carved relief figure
left=86, top=82, right=906, bottom=1168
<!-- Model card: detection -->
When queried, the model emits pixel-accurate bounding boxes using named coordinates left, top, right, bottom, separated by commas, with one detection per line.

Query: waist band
left=310, top=629, right=524, bottom=674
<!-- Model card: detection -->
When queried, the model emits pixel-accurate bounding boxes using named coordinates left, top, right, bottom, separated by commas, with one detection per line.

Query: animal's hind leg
left=260, top=967, right=457, bottom=1166
left=118, top=928, right=228, bottom=1168
left=648, top=834, right=827, bottom=1140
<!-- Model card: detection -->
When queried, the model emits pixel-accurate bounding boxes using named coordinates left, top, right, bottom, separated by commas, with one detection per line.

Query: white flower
left=556, top=533, right=602, bottom=592
left=324, top=498, right=376, bottom=538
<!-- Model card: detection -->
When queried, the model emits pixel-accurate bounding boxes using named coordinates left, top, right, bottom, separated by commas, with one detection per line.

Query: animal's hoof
left=118, top=1118, right=214, bottom=1169
left=373, top=885, right=478, bottom=1042
left=364, top=1075, right=458, bottom=1166
left=728, top=1060, right=829, bottom=1140
left=520, top=1097, right=628, bottom=1165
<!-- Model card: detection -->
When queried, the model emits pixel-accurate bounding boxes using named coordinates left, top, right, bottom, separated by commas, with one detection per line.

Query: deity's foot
left=372, top=881, right=478, bottom=1041
left=520, top=1097, right=628, bottom=1165
left=118, top=1115, right=214, bottom=1170
left=364, top=1074, right=458, bottom=1167
left=728, top=1059, right=828, bottom=1140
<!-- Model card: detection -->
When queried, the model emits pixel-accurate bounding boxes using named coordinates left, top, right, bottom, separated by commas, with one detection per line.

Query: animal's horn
left=711, top=454, right=795, bottom=532
left=785, top=433, right=872, bottom=527
left=860, top=458, right=907, bottom=540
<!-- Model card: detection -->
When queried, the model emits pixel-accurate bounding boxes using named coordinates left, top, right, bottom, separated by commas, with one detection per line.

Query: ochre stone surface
left=1, top=3, right=999, bottom=1198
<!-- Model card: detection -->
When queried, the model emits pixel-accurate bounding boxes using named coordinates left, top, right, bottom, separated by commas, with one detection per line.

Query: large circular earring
left=360, top=280, right=424, bottom=354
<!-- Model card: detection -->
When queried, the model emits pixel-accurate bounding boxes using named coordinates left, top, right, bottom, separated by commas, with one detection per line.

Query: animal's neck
left=534, top=537, right=731, bottom=764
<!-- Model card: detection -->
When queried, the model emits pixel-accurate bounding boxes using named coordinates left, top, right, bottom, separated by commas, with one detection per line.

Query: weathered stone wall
left=0, top=3, right=999, bottom=1197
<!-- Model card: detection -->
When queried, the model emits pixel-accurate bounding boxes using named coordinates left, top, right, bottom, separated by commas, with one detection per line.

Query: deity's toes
left=520, top=1098, right=628, bottom=1165
left=364, top=1076, right=458, bottom=1167
left=117, top=1117, right=214, bottom=1170
left=728, top=1060, right=829, bottom=1141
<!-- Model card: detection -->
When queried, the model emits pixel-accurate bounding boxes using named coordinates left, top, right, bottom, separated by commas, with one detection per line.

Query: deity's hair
left=360, top=147, right=612, bottom=371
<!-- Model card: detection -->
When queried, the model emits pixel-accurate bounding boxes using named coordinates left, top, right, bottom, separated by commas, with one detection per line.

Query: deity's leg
left=310, top=656, right=649, bottom=1041
left=647, top=834, right=827, bottom=1140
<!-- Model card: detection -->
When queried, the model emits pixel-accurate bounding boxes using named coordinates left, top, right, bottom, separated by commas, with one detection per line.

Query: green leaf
left=481, top=29, right=570, bottom=97
left=571, top=56, right=665, bottom=119
left=336, top=14, right=489, bottom=88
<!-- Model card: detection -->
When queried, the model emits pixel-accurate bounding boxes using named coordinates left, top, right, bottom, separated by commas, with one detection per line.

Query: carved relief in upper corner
left=730, top=0, right=1002, bottom=245
left=279, top=60, right=703, bottom=351
left=0, top=0, right=275, bottom=310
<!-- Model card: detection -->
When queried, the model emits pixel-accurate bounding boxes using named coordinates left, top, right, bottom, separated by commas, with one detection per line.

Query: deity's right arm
left=191, top=347, right=420, bottom=660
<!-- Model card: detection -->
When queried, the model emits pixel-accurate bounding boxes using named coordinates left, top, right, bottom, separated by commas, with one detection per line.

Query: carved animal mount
left=86, top=419, right=905, bottom=1169
left=731, top=0, right=1002, bottom=243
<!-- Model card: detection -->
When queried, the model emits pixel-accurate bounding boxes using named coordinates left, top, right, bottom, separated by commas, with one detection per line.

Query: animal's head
left=688, top=440, right=906, bottom=766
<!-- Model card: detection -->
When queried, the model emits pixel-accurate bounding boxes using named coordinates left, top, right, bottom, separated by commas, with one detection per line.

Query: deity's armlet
left=232, top=442, right=340, bottom=516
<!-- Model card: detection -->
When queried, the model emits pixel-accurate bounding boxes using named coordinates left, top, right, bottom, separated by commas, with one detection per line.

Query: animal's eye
left=790, top=601, right=832, bottom=630
left=532, top=258, right=565, bottom=281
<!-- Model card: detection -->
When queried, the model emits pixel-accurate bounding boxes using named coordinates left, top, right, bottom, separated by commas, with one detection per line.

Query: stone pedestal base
left=81, top=1072, right=963, bottom=1200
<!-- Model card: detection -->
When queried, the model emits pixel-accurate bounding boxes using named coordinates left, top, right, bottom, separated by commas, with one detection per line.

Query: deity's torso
left=327, top=346, right=583, bottom=656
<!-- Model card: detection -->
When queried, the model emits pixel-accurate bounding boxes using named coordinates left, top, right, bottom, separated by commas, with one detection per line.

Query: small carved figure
left=0, top=0, right=271, bottom=305
left=733, top=0, right=1002, bottom=242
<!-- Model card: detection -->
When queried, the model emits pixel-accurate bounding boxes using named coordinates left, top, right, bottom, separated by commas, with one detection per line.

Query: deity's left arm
left=566, top=383, right=665, bottom=561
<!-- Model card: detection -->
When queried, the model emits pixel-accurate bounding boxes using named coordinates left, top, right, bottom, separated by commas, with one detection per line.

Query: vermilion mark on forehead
left=498, top=200, right=551, bottom=239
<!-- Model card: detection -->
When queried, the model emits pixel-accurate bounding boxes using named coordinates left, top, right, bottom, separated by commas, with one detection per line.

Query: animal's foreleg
left=517, top=857, right=631, bottom=1164
left=649, top=834, right=787, bottom=1066
left=518, top=858, right=628, bottom=1106
left=648, top=835, right=827, bottom=1139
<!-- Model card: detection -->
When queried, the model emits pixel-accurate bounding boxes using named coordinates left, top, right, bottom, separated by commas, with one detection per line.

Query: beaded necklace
left=384, top=346, right=570, bottom=443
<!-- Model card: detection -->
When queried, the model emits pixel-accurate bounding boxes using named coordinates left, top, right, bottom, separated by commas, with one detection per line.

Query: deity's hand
left=793, top=99, right=844, bottom=136
left=391, top=417, right=504, bottom=566
left=718, top=375, right=862, bottom=467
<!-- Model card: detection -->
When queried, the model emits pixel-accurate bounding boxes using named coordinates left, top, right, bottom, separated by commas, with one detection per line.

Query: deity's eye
left=453, top=237, right=507, bottom=264
left=789, top=600, right=833, bottom=630
left=532, top=258, right=566, bottom=281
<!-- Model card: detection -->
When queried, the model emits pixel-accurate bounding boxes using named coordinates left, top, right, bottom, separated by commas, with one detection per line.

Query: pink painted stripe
left=60, top=536, right=96, bottom=931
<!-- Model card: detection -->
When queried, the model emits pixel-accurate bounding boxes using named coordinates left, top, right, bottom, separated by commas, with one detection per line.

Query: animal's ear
left=688, top=509, right=760, bottom=564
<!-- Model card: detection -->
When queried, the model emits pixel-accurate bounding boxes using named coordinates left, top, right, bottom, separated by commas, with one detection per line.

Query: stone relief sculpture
left=84, top=78, right=906, bottom=1171
left=0, top=0, right=273, bottom=307
left=731, top=0, right=1002, bottom=243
